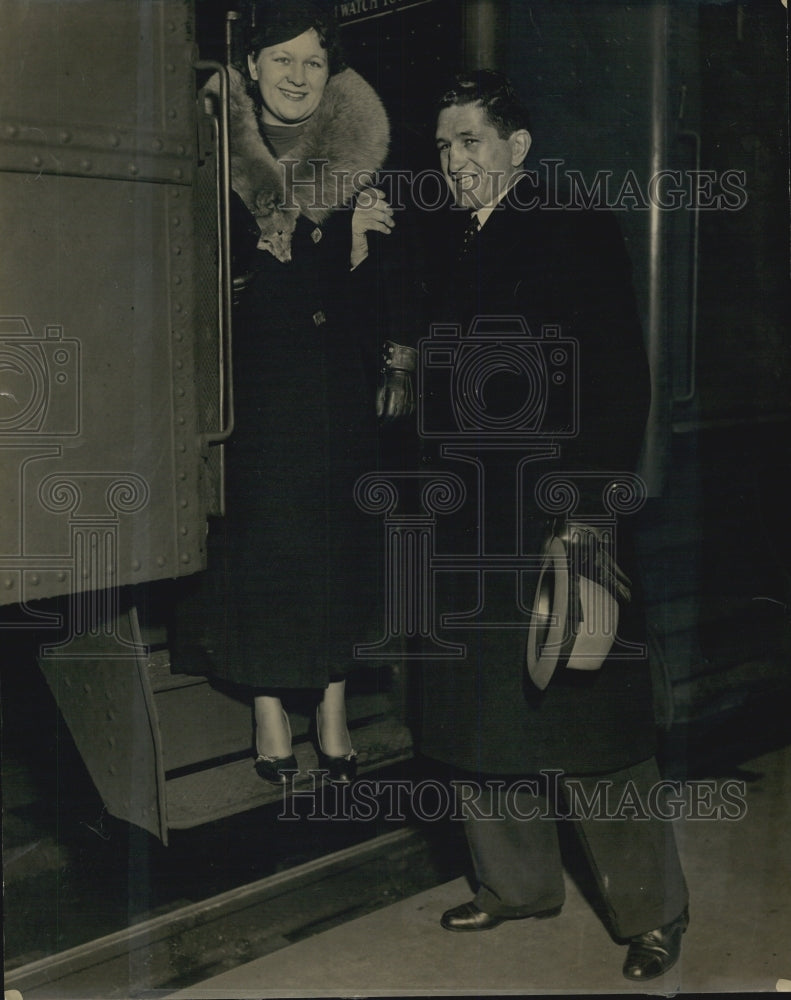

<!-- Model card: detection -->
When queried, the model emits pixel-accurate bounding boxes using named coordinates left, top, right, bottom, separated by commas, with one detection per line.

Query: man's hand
left=376, top=341, right=417, bottom=424
left=351, top=187, right=394, bottom=269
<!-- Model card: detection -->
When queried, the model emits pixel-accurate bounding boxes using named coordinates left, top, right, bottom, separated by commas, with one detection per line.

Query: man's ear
left=509, top=129, right=532, bottom=167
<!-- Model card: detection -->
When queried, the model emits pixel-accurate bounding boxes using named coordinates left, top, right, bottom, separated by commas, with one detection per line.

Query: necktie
left=459, top=211, right=480, bottom=259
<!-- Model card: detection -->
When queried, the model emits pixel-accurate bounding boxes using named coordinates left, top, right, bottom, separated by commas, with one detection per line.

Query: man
left=416, top=70, right=688, bottom=982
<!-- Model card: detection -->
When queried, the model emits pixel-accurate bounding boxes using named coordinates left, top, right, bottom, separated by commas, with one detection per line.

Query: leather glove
left=376, top=341, right=417, bottom=424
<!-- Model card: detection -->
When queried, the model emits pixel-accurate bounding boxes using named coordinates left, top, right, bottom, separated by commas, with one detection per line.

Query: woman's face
left=248, top=28, right=330, bottom=125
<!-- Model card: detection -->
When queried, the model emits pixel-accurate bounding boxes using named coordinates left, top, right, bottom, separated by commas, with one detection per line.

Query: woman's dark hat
left=236, top=0, right=343, bottom=74
left=243, top=0, right=334, bottom=51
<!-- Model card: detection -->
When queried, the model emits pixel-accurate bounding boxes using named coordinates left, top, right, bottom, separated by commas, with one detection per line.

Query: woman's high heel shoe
left=254, top=709, right=298, bottom=785
left=254, top=753, right=298, bottom=785
left=315, top=707, right=358, bottom=784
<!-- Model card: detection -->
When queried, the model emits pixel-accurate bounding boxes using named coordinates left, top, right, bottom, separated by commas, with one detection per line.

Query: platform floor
left=167, top=744, right=791, bottom=997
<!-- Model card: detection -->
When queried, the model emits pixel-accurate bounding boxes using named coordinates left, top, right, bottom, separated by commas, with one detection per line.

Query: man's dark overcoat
left=416, top=176, right=656, bottom=776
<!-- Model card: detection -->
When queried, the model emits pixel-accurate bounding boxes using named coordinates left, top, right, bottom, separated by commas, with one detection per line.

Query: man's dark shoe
left=441, top=901, right=504, bottom=932
left=440, top=900, right=561, bottom=932
left=622, top=906, right=689, bottom=981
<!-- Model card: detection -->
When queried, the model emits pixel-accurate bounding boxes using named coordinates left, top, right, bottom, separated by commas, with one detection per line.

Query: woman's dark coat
left=172, top=67, right=390, bottom=690
left=416, top=178, right=657, bottom=776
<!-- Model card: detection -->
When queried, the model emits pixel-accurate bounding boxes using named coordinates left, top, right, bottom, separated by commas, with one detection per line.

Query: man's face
left=435, top=101, right=525, bottom=210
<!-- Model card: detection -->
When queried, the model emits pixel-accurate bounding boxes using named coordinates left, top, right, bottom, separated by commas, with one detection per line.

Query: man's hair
left=436, top=70, right=532, bottom=138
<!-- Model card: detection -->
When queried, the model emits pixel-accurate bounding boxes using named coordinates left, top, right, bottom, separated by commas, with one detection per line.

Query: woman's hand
left=351, top=187, right=394, bottom=269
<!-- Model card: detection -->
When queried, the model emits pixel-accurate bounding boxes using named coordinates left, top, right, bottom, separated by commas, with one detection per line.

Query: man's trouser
left=461, top=756, right=689, bottom=939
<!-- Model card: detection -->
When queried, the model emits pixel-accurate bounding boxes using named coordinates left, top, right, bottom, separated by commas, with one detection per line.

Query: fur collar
left=210, top=67, right=389, bottom=261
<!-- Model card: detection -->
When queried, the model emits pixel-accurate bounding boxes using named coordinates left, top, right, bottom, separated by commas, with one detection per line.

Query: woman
left=174, top=0, right=397, bottom=784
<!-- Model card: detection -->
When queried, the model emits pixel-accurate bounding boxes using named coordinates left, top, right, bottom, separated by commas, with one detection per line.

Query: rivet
left=153, top=138, right=164, bottom=151
left=177, top=144, right=185, bottom=155
left=177, top=416, right=185, bottom=425
left=173, top=245, right=182, bottom=255
left=30, top=573, right=40, bottom=586
left=81, top=159, right=92, bottom=171
left=129, top=163, right=139, bottom=175
left=177, top=386, right=185, bottom=397
left=110, top=134, right=121, bottom=147
left=174, top=331, right=183, bottom=341
left=3, top=579, right=13, bottom=589
left=107, top=710, right=116, bottom=721
left=32, top=155, right=42, bottom=167
left=57, top=571, right=66, bottom=582
left=167, top=63, right=175, bottom=72
left=108, top=737, right=116, bottom=747
left=180, top=498, right=188, bottom=508
left=132, top=559, right=141, bottom=571
left=173, top=168, right=183, bottom=180
left=167, top=20, right=176, bottom=31
left=180, top=552, right=191, bottom=564
left=176, top=359, right=183, bottom=369
left=60, top=130, right=72, bottom=143
left=171, top=189, right=180, bottom=198
left=6, top=125, right=18, bottom=138
left=173, top=275, right=182, bottom=285
left=83, top=683, right=91, bottom=693
left=168, top=109, right=177, bottom=119
left=108, top=765, right=117, bottom=775
left=82, top=569, right=90, bottom=579
left=179, top=443, right=187, bottom=452
left=178, top=469, right=187, bottom=478
left=174, top=302, right=183, bottom=313
left=180, top=526, right=188, bottom=535
left=172, top=216, right=181, bottom=226
left=156, top=555, right=166, bottom=567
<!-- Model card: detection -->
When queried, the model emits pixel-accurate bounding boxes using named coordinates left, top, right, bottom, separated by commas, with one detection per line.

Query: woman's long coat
left=172, top=67, right=390, bottom=690
left=416, top=180, right=657, bottom=776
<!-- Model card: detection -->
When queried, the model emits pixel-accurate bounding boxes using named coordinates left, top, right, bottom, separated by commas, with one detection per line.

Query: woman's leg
left=253, top=693, right=292, bottom=759
left=316, top=678, right=353, bottom=757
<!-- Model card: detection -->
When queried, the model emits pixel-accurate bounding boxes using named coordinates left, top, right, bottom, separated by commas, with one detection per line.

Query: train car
left=1, top=0, right=788, bottom=859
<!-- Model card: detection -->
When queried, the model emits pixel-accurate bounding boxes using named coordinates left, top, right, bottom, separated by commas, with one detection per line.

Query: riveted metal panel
left=0, top=173, right=207, bottom=604
left=0, top=0, right=196, bottom=182
left=37, top=604, right=168, bottom=843
left=0, top=0, right=222, bottom=607
left=0, top=0, right=195, bottom=136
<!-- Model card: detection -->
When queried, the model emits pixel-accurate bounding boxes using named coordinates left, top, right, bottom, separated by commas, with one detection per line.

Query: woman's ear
left=247, top=53, right=258, bottom=81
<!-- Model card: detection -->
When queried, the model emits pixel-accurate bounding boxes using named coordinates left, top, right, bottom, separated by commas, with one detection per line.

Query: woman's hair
left=436, top=69, right=532, bottom=138
left=237, top=0, right=345, bottom=77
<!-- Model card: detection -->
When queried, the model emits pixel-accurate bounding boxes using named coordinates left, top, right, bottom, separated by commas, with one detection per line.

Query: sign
left=335, top=0, right=435, bottom=27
